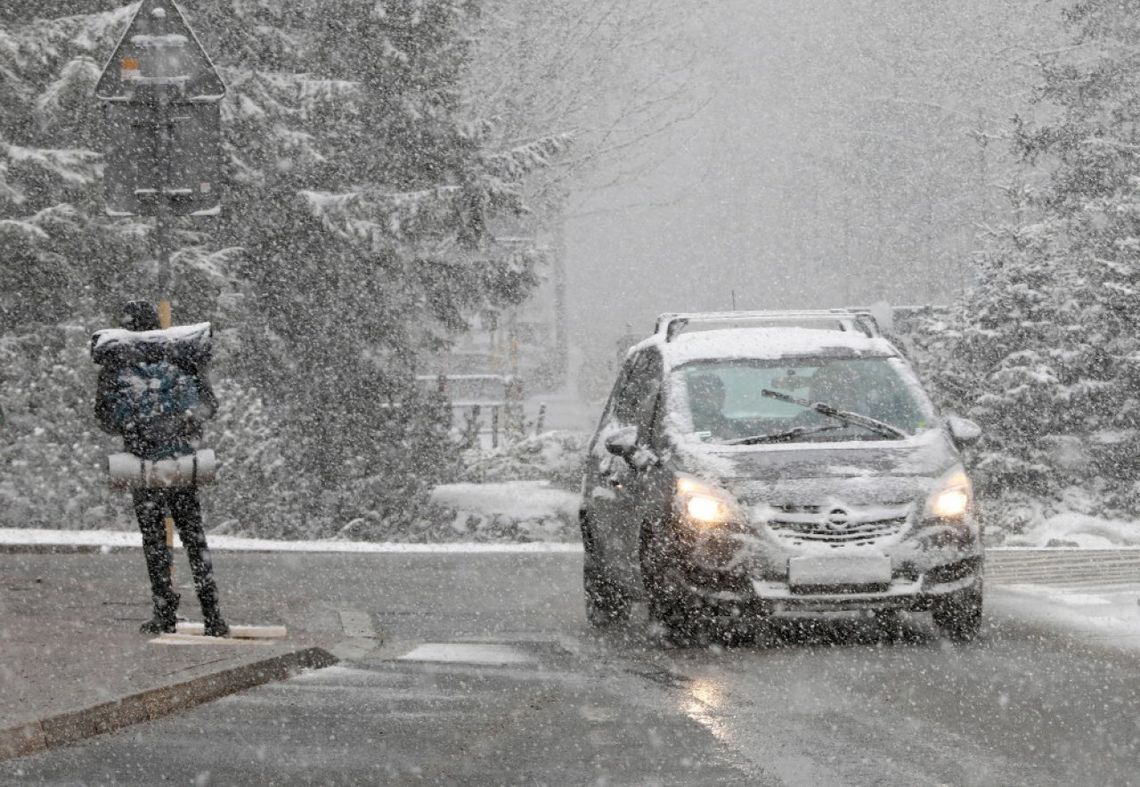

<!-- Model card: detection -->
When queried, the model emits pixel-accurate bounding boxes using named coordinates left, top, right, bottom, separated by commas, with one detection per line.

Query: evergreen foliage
left=918, top=0, right=1140, bottom=532
left=0, top=0, right=566, bottom=536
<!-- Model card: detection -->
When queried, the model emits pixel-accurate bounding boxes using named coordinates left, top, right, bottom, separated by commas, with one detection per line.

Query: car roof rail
left=654, top=309, right=881, bottom=342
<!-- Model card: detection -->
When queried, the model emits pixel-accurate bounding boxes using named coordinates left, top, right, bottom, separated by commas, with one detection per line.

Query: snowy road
left=3, top=551, right=1139, bottom=785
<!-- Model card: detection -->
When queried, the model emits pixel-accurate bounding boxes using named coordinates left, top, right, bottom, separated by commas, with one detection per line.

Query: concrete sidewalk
left=0, top=550, right=338, bottom=760
left=0, top=545, right=583, bottom=762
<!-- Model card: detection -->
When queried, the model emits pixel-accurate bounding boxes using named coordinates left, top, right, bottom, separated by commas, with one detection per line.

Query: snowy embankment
left=425, top=480, right=580, bottom=542
left=1001, top=511, right=1140, bottom=549
left=414, top=430, right=587, bottom=542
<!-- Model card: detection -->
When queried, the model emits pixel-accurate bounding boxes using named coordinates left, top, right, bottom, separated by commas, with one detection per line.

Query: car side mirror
left=604, top=426, right=658, bottom=469
left=604, top=426, right=639, bottom=460
left=945, top=415, right=982, bottom=447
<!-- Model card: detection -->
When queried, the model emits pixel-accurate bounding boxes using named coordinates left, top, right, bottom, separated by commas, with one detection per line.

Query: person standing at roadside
left=94, top=301, right=229, bottom=636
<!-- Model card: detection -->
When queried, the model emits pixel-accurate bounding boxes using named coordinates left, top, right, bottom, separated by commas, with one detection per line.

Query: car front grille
left=765, top=503, right=910, bottom=547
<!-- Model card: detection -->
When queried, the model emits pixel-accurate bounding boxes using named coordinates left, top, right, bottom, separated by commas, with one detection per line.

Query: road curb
left=0, top=646, right=337, bottom=762
left=0, top=544, right=124, bottom=554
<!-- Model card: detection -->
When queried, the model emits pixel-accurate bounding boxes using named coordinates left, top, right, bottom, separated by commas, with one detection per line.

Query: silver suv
left=579, top=310, right=984, bottom=643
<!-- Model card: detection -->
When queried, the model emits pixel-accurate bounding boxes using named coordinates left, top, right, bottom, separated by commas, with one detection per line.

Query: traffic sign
left=103, top=101, right=221, bottom=217
left=96, top=0, right=225, bottom=218
left=95, top=0, right=225, bottom=103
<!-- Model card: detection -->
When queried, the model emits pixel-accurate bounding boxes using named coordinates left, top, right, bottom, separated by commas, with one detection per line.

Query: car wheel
left=871, top=608, right=905, bottom=642
left=932, top=583, right=983, bottom=642
left=638, top=520, right=720, bottom=645
left=581, top=517, right=630, bottom=627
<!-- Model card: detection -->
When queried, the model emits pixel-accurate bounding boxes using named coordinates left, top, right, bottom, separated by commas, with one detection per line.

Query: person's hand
left=182, top=410, right=203, bottom=435
left=189, top=401, right=214, bottom=422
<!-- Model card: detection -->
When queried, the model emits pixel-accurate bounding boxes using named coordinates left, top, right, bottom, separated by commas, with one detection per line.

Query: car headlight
left=926, top=468, right=972, bottom=520
left=676, top=476, right=744, bottom=528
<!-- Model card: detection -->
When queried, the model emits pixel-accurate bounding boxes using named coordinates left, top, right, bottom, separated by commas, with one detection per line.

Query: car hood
left=675, top=429, right=960, bottom=507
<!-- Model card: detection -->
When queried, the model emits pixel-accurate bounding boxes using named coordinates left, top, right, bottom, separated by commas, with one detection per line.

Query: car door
left=591, top=348, right=667, bottom=588
left=582, top=356, right=637, bottom=571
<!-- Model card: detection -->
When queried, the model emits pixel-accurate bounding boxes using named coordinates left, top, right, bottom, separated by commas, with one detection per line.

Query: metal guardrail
left=986, top=548, right=1140, bottom=587
left=416, top=374, right=518, bottom=449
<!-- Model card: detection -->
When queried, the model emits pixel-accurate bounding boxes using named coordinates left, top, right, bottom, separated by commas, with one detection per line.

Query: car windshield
left=670, top=356, right=936, bottom=443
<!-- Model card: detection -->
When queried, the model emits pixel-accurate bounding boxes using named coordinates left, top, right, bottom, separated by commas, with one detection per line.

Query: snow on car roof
left=633, top=326, right=898, bottom=367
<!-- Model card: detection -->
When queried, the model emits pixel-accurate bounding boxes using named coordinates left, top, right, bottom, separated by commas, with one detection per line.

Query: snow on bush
left=0, top=324, right=121, bottom=530
left=458, top=430, right=587, bottom=490
left=417, top=480, right=580, bottom=543
left=376, top=430, right=590, bottom=543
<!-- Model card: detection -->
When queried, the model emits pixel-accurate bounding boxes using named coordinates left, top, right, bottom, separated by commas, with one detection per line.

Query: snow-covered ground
left=0, top=526, right=581, bottom=553
left=989, top=584, right=1140, bottom=654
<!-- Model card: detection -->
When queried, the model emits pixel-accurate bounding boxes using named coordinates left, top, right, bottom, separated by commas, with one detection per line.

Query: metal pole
left=552, top=220, right=568, bottom=390
left=155, top=87, right=173, bottom=319
left=154, top=85, right=176, bottom=568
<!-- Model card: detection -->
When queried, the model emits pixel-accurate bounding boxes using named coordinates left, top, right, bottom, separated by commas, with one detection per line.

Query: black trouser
left=132, top=487, right=222, bottom=620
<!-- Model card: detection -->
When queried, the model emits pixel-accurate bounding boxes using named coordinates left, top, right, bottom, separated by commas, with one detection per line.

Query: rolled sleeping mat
left=108, top=449, right=218, bottom=490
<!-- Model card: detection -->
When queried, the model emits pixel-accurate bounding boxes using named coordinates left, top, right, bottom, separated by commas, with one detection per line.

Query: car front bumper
left=749, top=569, right=980, bottom=613
left=676, top=552, right=983, bottom=617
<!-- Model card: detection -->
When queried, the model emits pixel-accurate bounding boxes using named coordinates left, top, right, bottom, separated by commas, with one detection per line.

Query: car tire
left=872, top=608, right=905, bottom=642
left=932, top=583, right=983, bottom=642
left=638, top=520, right=721, bottom=645
left=581, top=517, right=630, bottom=627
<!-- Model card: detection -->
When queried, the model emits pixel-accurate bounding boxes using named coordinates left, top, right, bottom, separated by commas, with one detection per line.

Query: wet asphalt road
left=2, top=551, right=1139, bottom=786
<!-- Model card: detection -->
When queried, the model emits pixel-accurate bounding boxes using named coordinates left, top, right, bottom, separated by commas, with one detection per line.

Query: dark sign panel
left=97, top=0, right=225, bottom=217
left=102, top=101, right=222, bottom=217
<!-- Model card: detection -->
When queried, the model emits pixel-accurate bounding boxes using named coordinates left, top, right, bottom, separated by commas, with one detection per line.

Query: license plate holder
left=787, top=555, right=891, bottom=587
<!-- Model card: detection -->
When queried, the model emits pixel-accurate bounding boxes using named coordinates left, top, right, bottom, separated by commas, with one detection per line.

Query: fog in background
left=563, top=0, right=1059, bottom=359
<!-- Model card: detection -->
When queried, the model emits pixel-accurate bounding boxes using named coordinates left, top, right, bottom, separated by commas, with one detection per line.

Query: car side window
left=597, top=358, right=634, bottom=427
left=611, top=354, right=645, bottom=424
left=588, top=356, right=635, bottom=461
left=613, top=349, right=662, bottom=433
left=634, top=351, right=663, bottom=436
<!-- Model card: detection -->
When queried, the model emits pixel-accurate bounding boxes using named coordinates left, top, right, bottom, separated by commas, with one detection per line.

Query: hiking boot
left=139, top=615, right=177, bottom=634
left=203, top=616, right=230, bottom=637
left=140, top=592, right=179, bottom=634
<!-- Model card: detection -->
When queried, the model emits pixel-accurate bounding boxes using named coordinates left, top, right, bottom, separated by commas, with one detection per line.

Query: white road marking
left=337, top=609, right=377, bottom=639
left=149, top=633, right=269, bottom=646
left=175, top=622, right=288, bottom=638
left=398, top=643, right=537, bottom=665
left=332, top=608, right=383, bottom=660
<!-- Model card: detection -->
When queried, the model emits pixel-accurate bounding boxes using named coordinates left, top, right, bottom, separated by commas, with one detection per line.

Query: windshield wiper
left=759, top=389, right=907, bottom=440
left=726, top=424, right=844, bottom=445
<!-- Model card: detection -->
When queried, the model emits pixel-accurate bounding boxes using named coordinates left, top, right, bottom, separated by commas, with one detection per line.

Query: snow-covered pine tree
left=1, top=0, right=565, bottom=538
left=930, top=0, right=1140, bottom=534
left=195, top=0, right=566, bottom=536
left=0, top=5, right=146, bottom=329
left=0, top=6, right=153, bottom=529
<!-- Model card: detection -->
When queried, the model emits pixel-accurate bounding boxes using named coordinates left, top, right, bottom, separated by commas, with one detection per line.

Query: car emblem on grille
left=825, top=508, right=850, bottom=531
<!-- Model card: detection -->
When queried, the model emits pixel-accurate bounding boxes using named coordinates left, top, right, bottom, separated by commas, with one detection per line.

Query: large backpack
left=110, top=360, right=199, bottom=444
